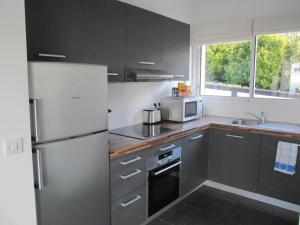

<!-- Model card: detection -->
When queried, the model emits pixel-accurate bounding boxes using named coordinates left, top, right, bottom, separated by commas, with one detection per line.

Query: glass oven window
left=148, top=159, right=180, bottom=216
left=185, top=101, right=197, bottom=118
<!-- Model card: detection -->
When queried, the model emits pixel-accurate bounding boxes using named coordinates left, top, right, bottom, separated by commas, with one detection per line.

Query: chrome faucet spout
left=247, top=112, right=266, bottom=124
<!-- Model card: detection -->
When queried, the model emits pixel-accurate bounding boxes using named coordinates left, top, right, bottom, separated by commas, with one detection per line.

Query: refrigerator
left=28, top=62, right=110, bottom=225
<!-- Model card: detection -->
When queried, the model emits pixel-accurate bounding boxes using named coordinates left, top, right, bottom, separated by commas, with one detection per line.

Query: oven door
left=148, top=159, right=181, bottom=216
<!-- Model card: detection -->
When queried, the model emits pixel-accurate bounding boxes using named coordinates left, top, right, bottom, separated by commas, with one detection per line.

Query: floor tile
left=147, top=218, right=172, bottom=225
left=182, top=191, right=235, bottom=217
left=159, top=202, right=202, bottom=225
left=149, top=186, right=299, bottom=225
left=223, top=203, right=297, bottom=225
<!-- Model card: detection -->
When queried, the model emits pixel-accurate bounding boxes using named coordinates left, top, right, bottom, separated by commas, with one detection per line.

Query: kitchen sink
left=231, top=119, right=260, bottom=126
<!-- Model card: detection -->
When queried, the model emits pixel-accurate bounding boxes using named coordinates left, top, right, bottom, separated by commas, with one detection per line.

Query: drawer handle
left=108, top=73, right=119, bottom=76
left=174, top=74, right=185, bottom=78
left=120, top=169, right=142, bottom=180
left=226, top=134, right=244, bottom=139
left=121, top=195, right=142, bottom=207
left=159, top=144, right=176, bottom=151
left=138, top=61, right=155, bottom=65
left=189, top=134, right=204, bottom=140
left=38, top=53, right=67, bottom=58
left=120, top=156, right=142, bottom=165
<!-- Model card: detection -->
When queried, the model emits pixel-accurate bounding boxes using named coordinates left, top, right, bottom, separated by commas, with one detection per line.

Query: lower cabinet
left=110, top=152, right=146, bottom=225
left=209, top=128, right=262, bottom=192
left=258, top=135, right=300, bottom=204
left=111, top=187, right=146, bottom=225
left=180, top=131, right=208, bottom=196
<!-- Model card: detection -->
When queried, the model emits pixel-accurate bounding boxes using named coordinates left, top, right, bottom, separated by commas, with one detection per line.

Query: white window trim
left=193, top=32, right=300, bottom=107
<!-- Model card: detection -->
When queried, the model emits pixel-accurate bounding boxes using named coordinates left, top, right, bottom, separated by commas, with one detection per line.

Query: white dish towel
left=274, top=141, right=298, bottom=175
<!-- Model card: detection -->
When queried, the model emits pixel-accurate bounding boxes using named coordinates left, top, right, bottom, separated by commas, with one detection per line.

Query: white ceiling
left=119, top=0, right=300, bottom=26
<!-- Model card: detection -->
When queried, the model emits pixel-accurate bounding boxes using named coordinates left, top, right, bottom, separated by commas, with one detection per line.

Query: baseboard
left=205, top=180, right=300, bottom=213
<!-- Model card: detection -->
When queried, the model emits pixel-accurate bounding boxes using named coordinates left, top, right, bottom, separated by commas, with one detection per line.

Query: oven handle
left=154, top=161, right=182, bottom=176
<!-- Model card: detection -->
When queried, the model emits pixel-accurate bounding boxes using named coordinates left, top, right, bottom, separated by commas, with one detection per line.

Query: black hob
left=109, top=124, right=174, bottom=140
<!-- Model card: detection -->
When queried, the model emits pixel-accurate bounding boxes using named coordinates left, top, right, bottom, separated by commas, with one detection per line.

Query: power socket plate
left=3, top=137, right=23, bottom=156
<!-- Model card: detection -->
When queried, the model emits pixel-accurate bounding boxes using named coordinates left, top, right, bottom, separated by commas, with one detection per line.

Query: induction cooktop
left=109, top=124, right=174, bottom=140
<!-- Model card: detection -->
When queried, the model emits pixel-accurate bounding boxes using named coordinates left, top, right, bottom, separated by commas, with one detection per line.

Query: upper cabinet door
left=25, top=0, right=85, bottom=62
left=124, top=5, right=164, bottom=71
left=84, top=0, right=125, bottom=82
left=163, top=18, right=190, bottom=81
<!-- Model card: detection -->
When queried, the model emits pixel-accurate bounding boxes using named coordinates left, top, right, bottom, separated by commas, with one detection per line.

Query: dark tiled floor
left=147, top=185, right=299, bottom=225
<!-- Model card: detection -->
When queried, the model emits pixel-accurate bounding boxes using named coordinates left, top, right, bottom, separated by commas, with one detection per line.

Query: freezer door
left=28, top=62, right=108, bottom=143
left=33, top=132, right=110, bottom=225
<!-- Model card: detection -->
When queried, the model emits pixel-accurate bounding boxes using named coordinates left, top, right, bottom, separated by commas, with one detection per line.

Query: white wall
left=108, top=82, right=177, bottom=129
left=0, top=1, right=37, bottom=225
left=203, top=98, right=300, bottom=124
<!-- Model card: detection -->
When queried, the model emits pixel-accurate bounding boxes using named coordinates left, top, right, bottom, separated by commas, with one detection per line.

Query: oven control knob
left=157, top=160, right=162, bottom=165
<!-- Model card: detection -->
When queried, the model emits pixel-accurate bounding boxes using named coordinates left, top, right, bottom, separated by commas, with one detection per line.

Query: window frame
left=196, top=31, right=300, bottom=106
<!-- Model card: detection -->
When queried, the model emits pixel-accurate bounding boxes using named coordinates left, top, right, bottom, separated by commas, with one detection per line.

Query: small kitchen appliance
left=161, top=96, right=203, bottom=122
left=143, top=108, right=161, bottom=124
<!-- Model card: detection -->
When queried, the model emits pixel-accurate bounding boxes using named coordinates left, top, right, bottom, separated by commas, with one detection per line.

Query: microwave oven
left=160, top=96, right=203, bottom=122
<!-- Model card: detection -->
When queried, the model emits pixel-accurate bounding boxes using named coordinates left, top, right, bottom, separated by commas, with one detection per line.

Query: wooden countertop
left=109, top=116, right=300, bottom=160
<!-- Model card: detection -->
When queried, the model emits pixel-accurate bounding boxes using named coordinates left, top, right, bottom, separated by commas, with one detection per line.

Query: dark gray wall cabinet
left=84, top=0, right=126, bottom=82
left=25, top=0, right=190, bottom=82
left=163, top=17, right=190, bottom=81
left=124, top=5, right=164, bottom=72
left=258, top=135, right=300, bottom=204
left=25, top=0, right=85, bottom=62
left=209, top=128, right=262, bottom=192
left=180, top=131, right=208, bottom=196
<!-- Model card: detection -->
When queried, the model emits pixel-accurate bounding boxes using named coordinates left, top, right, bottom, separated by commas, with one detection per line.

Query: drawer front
left=111, top=163, right=146, bottom=201
left=111, top=188, right=146, bottom=225
left=111, top=152, right=144, bottom=173
left=145, top=140, right=181, bottom=159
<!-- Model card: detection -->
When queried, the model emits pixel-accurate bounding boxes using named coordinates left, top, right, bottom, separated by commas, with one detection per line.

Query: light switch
left=3, top=137, right=23, bottom=156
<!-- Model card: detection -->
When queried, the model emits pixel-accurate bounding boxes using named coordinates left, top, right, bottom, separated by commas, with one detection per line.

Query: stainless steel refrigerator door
left=33, top=132, right=110, bottom=225
left=28, top=62, right=108, bottom=143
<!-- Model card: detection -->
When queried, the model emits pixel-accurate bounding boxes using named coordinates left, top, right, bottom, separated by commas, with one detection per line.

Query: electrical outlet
left=3, top=137, right=23, bottom=156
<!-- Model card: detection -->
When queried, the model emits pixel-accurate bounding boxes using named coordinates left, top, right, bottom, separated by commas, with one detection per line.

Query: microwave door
left=184, top=101, right=198, bottom=118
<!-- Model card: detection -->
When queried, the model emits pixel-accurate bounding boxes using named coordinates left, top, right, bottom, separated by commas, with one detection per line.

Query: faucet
left=247, top=112, right=267, bottom=124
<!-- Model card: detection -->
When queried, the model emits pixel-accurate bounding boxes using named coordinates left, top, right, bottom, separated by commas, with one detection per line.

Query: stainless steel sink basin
left=231, top=119, right=260, bottom=126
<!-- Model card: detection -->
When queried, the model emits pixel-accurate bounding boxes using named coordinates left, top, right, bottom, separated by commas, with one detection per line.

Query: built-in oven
left=147, top=147, right=182, bottom=216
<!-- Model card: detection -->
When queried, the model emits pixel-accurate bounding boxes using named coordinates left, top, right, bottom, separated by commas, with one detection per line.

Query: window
left=201, top=40, right=252, bottom=97
left=199, top=31, right=300, bottom=101
left=255, top=32, right=300, bottom=100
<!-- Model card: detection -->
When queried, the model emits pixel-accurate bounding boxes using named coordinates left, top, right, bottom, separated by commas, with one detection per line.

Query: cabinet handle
left=38, top=53, right=67, bottom=58
left=226, top=134, right=244, bottom=139
left=159, top=144, right=176, bottom=151
left=120, top=169, right=142, bottom=180
left=138, top=61, right=155, bottom=65
left=174, top=74, right=185, bottom=78
left=121, top=195, right=142, bottom=207
left=33, top=148, right=44, bottom=190
left=120, top=156, right=142, bottom=165
left=108, top=73, right=119, bottom=76
left=189, top=134, right=204, bottom=140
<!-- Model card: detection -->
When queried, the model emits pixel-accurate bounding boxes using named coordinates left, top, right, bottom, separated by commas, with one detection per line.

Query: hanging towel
left=274, top=141, right=298, bottom=175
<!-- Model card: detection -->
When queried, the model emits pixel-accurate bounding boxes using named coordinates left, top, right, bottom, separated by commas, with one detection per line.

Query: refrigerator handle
left=33, top=148, right=44, bottom=190
left=29, top=99, right=40, bottom=143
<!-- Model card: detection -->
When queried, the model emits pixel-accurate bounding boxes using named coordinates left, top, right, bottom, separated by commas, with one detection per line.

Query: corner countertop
left=109, top=116, right=300, bottom=160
